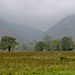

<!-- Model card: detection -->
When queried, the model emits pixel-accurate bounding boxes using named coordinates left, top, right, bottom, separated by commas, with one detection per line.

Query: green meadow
left=0, top=51, right=75, bottom=75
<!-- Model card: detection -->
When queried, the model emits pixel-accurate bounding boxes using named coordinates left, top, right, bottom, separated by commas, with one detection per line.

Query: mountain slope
left=46, top=15, right=75, bottom=40
left=0, top=17, right=44, bottom=41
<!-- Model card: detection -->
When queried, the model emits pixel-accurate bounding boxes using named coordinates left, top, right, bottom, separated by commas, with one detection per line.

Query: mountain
left=46, top=15, right=75, bottom=40
left=0, top=17, right=44, bottom=41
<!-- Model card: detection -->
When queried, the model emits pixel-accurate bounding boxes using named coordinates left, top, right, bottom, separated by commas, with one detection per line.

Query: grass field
left=0, top=51, right=75, bottom=75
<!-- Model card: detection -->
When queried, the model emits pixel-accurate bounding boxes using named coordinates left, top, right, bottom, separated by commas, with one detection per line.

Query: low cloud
left=0, top=0, right=75, bottom=31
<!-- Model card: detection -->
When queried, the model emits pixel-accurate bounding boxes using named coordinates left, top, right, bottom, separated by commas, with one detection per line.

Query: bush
left=35, top=41, right=47, bottom=51
left=57, top=54, right=68, bottom=62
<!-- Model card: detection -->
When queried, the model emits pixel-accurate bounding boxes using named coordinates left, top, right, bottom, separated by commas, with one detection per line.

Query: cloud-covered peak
left=0, top=0, right=75, bottom=31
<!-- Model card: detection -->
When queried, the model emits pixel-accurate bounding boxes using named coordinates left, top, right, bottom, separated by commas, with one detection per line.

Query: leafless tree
left=42, top=35, right=52, bottom=51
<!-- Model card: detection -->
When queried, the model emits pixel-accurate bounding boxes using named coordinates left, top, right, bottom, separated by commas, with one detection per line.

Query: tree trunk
left=8, top=46, right=11, bottom=52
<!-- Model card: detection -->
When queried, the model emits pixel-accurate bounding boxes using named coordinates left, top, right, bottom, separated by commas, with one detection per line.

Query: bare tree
left=43, top=35, right=52, bottom=42
left=42, top=35, right=52, bottom=51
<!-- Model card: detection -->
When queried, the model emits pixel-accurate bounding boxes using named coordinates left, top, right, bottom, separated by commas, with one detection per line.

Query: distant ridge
left=0, top=17, right=44, bottom=41
left=46, top=14, right=75, bottom=40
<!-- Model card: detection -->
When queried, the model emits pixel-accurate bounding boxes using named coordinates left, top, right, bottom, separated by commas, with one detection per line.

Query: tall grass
left=0, top=51, right=75, bottom=75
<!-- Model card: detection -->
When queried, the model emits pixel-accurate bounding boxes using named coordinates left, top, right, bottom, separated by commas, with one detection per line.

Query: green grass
left=0, top=51, right=75, bottom=75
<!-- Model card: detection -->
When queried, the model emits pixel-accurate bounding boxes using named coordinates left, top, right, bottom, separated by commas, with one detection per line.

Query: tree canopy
left=61, top=36, right=75, bottom=51
left=35, top=41, right=47, bottom=51
left=50, top=39, right=62, bottom=51
left=1, top=36, right=18, bottom=52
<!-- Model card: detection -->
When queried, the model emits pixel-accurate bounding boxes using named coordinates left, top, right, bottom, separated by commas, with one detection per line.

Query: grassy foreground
left=0, top=51, right=75, bottom=75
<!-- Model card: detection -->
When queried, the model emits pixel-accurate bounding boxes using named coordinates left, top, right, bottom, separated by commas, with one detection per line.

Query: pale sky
left=0, top=0, right=75, bottom=31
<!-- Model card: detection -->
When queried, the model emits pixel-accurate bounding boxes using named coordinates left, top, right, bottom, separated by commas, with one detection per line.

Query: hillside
left=46, top=15, right=75, bottom=40
left=0, top=17, right=44, bottom=41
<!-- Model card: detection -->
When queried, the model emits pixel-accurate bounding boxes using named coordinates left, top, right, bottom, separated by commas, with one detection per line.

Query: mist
left=0, top=0, right=75, bottom=31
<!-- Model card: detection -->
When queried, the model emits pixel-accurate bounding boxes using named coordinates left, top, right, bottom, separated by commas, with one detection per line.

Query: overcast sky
left=0, top=0, right=75, bottom=31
